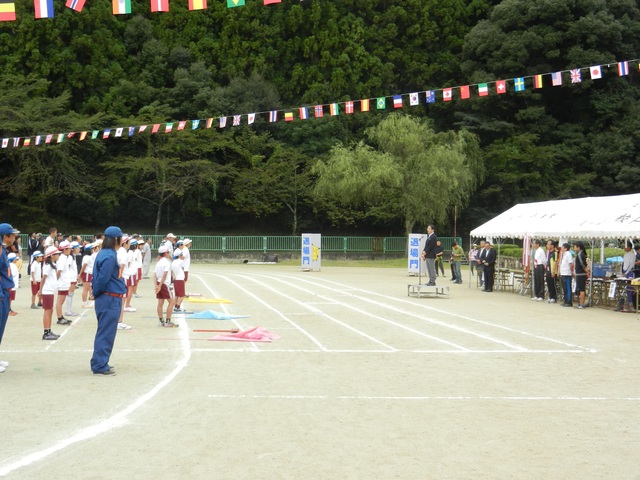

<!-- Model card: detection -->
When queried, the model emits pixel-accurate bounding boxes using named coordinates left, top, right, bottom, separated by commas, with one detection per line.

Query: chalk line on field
left=207, top=394, right=640, bottom=402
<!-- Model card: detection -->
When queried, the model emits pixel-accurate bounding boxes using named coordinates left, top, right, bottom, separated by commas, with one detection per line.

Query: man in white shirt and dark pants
left=532, top=239, right=546, bottom=301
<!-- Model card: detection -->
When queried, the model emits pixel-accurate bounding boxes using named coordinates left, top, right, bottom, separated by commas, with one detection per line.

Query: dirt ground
left=1, top=264, right=640, bottom=479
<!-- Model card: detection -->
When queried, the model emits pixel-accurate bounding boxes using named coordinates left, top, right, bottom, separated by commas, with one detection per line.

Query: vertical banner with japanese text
left=301, top=233, right=321, bottom=271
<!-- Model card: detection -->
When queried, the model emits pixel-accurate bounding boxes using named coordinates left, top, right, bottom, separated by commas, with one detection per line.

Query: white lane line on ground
left=250, top=274, right=470, bottom=351
left=203, top=273, right=330, bottom=352
left=270, top=273, right=593, bottom=352
left=44, top=308, right=90, bottom=352
left=231, top=274, right=398, bottom=351
left=208, top=273, right=396, bottom=352
left=0, top=312, right=191, bottom=478
left=252, top=273, right=529, bottom=352
left=192, top=348, right=593, bottom=354
left=207, top=394, right=640, bottom=402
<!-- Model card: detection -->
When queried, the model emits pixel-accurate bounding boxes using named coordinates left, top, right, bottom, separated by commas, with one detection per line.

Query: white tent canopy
left=470, top=193, right=640, bottom=240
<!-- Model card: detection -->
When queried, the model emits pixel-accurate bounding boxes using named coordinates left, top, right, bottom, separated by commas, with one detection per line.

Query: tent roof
left=470, top=193, right=640, bottom=240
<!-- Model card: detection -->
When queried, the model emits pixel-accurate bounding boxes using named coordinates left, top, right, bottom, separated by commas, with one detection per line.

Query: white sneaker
left=0, top=365, right=5, bottom=373
left=65, top=312, right=80, bottom=317
left=133, top=293, right=141, bottom=298
left=536, top=297, right=543, bottom=302
left=549, top=299, right=556, bottom=304
left=0, top=360, right=8, bottom=368
left=123, top=307, right=137, bottom=312
left=117, top=323, right=132, bottom=330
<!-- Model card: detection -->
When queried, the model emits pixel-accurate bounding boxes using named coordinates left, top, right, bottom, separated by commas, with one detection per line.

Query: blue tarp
left=606, top=256, right=623, bottom=263
left=187, top=310, right=249, bottom=320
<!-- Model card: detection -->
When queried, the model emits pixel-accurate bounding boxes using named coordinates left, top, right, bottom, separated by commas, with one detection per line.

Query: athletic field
left=1, top=265, right=639, bottom=479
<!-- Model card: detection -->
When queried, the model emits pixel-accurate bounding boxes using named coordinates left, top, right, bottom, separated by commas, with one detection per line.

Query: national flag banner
left=127, top=127, right=135, bottom=137
left=177, top=121, right=186, bottom=130
left=150, top=0, right=168, bottom=12
left=45, top=134, right=53, bottom=143
left=590, top=65, right=602, bottom=80
left=115, top=127, right=123, bottom=137
left=57, top=133, right=64, bottom=143
left=570, top=69, right=582, bottom=83
left=91, top=130, right=99, bottom=139
left=460, top=86, right=470, bottom=99
left=138, top=125, right=147, bottom=133
left=269, top=110, right=278, bottom=123
left=227, top=0, right=244, bottom=7
left=376, top=97, right=386, bottom=109
left=425, top=91, right=435, bottom=103
left=284, top=112, right=293, bottom=122
left=314, top=105, right=323, bottom=118
left=533, top=74, right=543, bottom=89
left=329, top=103, right=339, bottom=116
left=618, top=61, right=629, bottom=76
left=151, top=124, right=160, bottom=134
left=248, top=113, right=255, bottom=124
left=478, top=83, right=488, bottom=97
left=24, top=138, right=31, bottom=146
left=264, top=0, right=280, bottom=4
left=551, top=72, right=562, bottom=86
left=299, top=107, right=308, bottom=120
left=1, top=139, right=7, bottom=148
left=232, top=115, right=241, bottom=126
left=219, top=117, right=227, bottom=128
left=112, top=0, right=131, bottom=14
left=191, top=119, right=200, bottom=129
left=35, top=135, right=41, bottom=145
left=206, top=118, right=213, bottom=128
left=65, top=0, right=86, bottom=12
left=442, top=88, right=452, bottom=101
left=409, top=93, right=419, bottom=106
left=67, top=132, right=76, bottom=138
left=34, top=0, right=54, bottom=19
left=165, top=123, right=174, bottom=133
left=393, top=95, right=403, bottom=108
left=496, top=80, right=507, bottom=94
left=79, top=131, right=88, bottom=141
left=514, top=77, right=525, bottom=92
left=0, top=0, right=16, bottom=21
left=103, top=129, right=111, bottom=139
left=345, top=101, right=354, bottom=114
left=361, top=99, right=370, bottom=112
left=188, top=0, right=206, bottom=10
left=12, top=137, right=19, bottom=147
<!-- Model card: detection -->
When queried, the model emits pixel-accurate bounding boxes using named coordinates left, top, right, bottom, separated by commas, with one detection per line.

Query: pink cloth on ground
left=208, top=326, right=281, bottom=342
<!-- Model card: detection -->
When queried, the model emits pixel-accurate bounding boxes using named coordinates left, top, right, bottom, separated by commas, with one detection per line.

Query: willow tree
left=313, top=113, right=484, bottom=236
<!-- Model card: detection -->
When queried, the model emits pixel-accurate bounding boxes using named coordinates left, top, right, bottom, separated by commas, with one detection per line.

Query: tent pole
left=589, top=239, right=595, bottom=307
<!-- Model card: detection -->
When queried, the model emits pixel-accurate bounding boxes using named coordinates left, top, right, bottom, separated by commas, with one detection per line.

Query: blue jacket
left=92, top=248, right=126, bottom=297
left=0, top=246, right=14, bottom=296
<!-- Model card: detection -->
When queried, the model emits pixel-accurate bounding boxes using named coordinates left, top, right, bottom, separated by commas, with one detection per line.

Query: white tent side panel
left=470, top=193, right=640, bottom=240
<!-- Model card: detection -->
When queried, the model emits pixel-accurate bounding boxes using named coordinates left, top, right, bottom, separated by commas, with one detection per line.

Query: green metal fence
left=18, top=234, right=462, bottom=254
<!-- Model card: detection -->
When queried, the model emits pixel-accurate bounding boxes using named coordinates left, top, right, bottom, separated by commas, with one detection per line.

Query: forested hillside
left=0, top=0, right=638, bottom=236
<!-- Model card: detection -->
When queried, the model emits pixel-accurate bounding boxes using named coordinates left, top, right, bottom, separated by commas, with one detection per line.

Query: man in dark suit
left=483, top=241, right=496, bottom=292
left=476, top=240, right=487, bottom=288
left=421, top=224, right=437, bottom=286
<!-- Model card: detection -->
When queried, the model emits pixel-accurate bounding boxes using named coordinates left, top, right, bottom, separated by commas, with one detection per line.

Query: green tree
left=313, top=113, right=484, bottom=236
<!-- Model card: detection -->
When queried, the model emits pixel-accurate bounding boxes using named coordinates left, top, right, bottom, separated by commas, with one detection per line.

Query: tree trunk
left=154, top=203, right=162, bottom=234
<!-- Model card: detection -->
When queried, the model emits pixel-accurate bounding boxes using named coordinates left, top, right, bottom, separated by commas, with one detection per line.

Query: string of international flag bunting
left=1, top=59, right=638, bottom=148
left=0, top=0, right=280, bottom=20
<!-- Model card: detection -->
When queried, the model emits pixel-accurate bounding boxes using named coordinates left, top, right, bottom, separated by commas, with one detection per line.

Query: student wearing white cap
left=55, top=240, right=73, bottom=325
left=7, top=253, right=19, bottom=316
left=155, top=245, right=177, bottom=327
left=182, top=239, right=192, bottom=285
left=78, top=243, right=97, bottom=308
left=0, top=223, right=19, bottom=371
left=131, top=238, right=143, bottom=299
left=171, top=249, right=186, bottom=313
left=40, top=246, right=61, bottom=340
left=30, top=251, right=44, bottom=309
left=64, top=242, right=81, bottom=317
left=90, top=226, right=127, bottom=375
left=116, top=236, right=133, bottom=329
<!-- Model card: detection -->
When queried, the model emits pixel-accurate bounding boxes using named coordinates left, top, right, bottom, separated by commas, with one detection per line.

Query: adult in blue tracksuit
left=90, top=226, right=126, bottom=376
left=0, top=223, right=18, bottom=373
